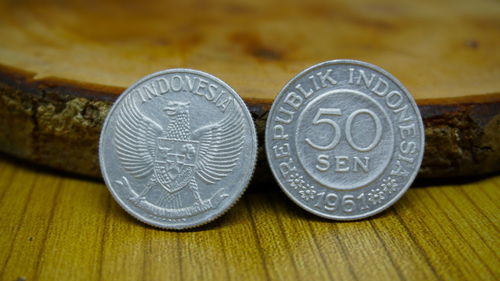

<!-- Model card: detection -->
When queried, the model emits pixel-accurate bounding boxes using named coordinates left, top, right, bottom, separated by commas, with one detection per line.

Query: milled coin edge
left=99, top=68, right=258, bottom=230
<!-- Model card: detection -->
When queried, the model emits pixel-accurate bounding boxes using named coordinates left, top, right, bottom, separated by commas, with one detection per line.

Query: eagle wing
left=114, top=95, right=163, bottom=178
left=193, top=105, right=245, bottom=184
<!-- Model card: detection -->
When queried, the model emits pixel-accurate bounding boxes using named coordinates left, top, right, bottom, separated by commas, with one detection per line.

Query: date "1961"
left=313, top=192, right=374, bottom=213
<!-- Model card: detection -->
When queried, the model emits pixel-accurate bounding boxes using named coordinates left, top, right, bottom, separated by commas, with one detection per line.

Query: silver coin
left=265, top=60, right=424, bottom=220
left=99, top=69, right=257, bottom=229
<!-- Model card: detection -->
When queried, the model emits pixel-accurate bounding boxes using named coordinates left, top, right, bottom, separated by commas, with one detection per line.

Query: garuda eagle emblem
left=114, top=95, right=244, bottom=207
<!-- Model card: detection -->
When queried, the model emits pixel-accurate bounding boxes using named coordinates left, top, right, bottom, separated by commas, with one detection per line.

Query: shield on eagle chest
left=154, top=137, right=199, bottom=193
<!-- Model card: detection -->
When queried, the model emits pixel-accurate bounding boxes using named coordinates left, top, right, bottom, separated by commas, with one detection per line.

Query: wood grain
left=0, top=0, right=499, bottom=100
left=0, top=157, right=498, bottom=281
left=0, top=0, right=499, bottom=179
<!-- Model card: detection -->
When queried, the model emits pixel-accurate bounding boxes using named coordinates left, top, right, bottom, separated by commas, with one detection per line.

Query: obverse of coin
left=265, top=60, right=424, bottom=220
left=100, top=69, right=257, bottom=229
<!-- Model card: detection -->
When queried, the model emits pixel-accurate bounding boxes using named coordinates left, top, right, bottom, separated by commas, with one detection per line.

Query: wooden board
left=0, top=0, right=499, bottom=178
left=0, top=157, right=499, bottom=281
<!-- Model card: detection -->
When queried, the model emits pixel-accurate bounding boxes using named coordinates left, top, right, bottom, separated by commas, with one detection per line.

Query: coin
left=265, top=60, right=424, bottom=220
left=99, top=69, right=257, bottom=229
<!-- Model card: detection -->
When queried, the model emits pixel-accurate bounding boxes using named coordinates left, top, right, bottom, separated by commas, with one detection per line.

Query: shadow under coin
left=106, top=193, right=249, bottom=232
left=260, top=181, right=406, bottom=224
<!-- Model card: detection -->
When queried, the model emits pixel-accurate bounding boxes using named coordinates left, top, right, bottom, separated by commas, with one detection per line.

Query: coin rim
left=265, top=59, right=425, bottom=220
left=99, top=68, right=257, bottom=229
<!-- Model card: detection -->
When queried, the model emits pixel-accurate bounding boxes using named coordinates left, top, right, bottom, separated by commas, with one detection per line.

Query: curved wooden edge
left=0, top=63, right=498, bottom=180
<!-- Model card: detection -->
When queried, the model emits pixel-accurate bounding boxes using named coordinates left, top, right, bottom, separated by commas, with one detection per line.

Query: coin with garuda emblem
left=265, top=60, right=425, bottom=220
left=100, top=69, right=257, bottom=229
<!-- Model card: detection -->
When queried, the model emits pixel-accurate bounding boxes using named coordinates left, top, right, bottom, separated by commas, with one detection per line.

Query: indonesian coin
left=265, top=60, right=425, bottom=220
left=100, top=69, right=257, bottom=229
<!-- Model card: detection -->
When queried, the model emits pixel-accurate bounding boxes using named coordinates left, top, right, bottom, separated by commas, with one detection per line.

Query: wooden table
left=0, top=1, right=499, bottom=280
left=0, top=156, right=498, bottom=281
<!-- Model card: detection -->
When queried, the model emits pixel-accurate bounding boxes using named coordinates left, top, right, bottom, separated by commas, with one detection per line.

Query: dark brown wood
left=0, top=64, right=498, bottom=179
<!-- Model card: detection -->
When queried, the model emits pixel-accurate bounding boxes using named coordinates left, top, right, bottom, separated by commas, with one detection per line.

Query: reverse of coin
left=265, top=60, right=424, bottom=220
left=100, top=69, right=257, bottom=229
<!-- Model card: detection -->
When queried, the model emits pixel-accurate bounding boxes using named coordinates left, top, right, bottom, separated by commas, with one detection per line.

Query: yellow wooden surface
left=0, top=156, right=498, bottom=281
